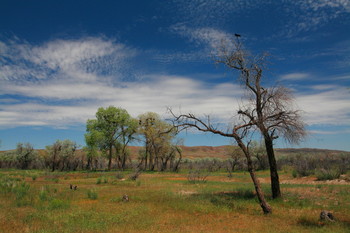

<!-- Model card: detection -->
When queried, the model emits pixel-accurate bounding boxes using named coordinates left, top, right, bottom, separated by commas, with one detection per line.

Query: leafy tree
left=46, top=140, right=77, bottom=171
left=138, top=112, right=177, bottom=171
left=16, top=142, right=37, bottom=169
left=84, top=130, right=102, bottom=170
left=225, top=145, right=245, bottom=173
left=86, top=106, right=137, bottom=170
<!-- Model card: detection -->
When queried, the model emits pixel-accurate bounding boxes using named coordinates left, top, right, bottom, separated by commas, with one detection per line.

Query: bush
left=31, top=174, right=38, bottom=181
left=315, top=168, right=341, bottom=181
left=87, top=189, right=98, bottom=200
left=187, top=169, right=209, bottom=184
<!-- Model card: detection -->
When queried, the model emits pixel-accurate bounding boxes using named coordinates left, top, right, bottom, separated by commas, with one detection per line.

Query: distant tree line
left=0, top=106, right=183, bottom=172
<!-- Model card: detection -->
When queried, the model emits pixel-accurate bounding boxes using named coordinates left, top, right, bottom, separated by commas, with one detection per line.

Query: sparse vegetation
left=87, top=189, right=98, bottom=200
left=0, top=169, right=349, bottom=232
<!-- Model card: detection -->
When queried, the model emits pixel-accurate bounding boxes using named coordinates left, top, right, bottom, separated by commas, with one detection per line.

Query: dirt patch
left=178, top=190, right=198, bottom=195
left=281, top=177, right=350, bottom=185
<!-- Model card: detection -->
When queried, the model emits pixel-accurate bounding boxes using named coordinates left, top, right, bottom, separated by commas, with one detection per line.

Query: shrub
left=315, top=168, right=341, bottom=181
left=87, top=189, right=98, bottom=200
left=31, top=174, right=38, bottom=181
left=187, top=169, right=209, bottom=184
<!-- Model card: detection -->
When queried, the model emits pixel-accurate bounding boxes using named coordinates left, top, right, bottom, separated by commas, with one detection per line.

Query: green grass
left=0, top=169, right=349, bottom=232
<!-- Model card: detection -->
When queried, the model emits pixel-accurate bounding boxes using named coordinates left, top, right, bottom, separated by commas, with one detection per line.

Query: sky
left=0, top=0, right=350, bottom=151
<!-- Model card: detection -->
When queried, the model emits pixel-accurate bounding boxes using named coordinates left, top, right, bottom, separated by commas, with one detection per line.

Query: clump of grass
left=316, top=168, right=341, bottom=180
left=48, top=198, right=70, bottom=210
left=39, top=186, right=49, bottom=201
left=87, top=189, right=98, bottom=200
left=235, top=188, right=256, bottom=199
left=96, top=176, right=108, bottom=184
left=31, top=174, right=38, bottom=181
left=13, top=182, right=31, bottom=206
left=297, top=216, right=323, bottom=228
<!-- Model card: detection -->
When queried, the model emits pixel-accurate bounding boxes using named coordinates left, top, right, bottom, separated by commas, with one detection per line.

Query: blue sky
left=0, top=0, right=350, bottom=151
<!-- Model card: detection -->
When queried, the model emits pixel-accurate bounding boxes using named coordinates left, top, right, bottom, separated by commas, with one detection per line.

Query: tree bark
left=236, top=137, right=272, bottom=214
left=263, top=134, right=281, bottom=199
left=108, top=145, right=112, bottom=171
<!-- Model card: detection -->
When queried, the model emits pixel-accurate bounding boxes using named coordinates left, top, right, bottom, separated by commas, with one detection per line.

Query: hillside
left=128, top=146, right=350, bottom=160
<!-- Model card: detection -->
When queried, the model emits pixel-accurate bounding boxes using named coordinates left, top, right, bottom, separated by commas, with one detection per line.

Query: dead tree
left=215, top=37, right=306, bottom=199
left=169, top=110, right=272, bottom=214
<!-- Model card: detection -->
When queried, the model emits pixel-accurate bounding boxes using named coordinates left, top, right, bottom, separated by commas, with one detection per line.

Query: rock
left=320, top=210, right=335, bottom=222
left=122, top=194, right=129, bottom=202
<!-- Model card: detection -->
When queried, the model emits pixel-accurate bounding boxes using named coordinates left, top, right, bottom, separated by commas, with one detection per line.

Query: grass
left=0, top=169, right=349, bottom=232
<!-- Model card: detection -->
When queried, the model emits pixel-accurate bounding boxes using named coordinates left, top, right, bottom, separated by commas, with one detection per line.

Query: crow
left=235, top=33, right=241, bottom=37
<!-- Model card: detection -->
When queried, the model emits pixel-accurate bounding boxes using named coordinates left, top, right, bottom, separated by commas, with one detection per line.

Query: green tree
left=86, top=106, right=137, bottom=170
left=16, top=142, right=37, bottom=169
left=138, top=112, right=177, bottom=171
left=84, top=130, right=102, bottom=170
left=46, top=140, right=77, bottom=171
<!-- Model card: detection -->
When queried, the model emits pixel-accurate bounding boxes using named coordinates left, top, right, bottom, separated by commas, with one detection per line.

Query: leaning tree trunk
left=236, top=137, right=272, bottom=214
left=264, top=134, right=281, bottom=199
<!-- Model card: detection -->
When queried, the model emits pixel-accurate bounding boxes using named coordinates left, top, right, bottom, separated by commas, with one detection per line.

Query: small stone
left=122, top=194, right=129, bottom=202
left=320, top=210, right=335, bottom=222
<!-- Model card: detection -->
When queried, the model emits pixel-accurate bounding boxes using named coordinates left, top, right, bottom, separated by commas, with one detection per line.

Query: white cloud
left=170, top=0, right=350, bottom=39
left=280, top=73, right=310, bottom=81
left=0, top=74, right=244, bottom=128
left=1, top=36, right=349, bottom=131
left=0, top=36, right=244, bottom=129
left=297, top=86, right=350, bottom=125
left=171, top=25, right=231, bottom=50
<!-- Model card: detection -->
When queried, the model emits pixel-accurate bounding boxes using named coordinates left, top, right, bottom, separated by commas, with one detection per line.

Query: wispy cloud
left=0, top=36, right=245, bottom=128
left=1, top=36, right=349, bottom=132
left=297, top=86, right=350, bottom=126
left=280, top=72, right=311, bottom=81
left=170, top=0, right=350, bottom=39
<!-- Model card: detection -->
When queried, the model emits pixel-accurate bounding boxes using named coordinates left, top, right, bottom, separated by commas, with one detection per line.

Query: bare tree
left=215, top=36, right=307, bottom=198
left=169, top=111, right=272, bottom=214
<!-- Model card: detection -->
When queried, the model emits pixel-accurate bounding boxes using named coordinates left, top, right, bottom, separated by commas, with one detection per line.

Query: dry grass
left=0, top=170, right=349, bottom=232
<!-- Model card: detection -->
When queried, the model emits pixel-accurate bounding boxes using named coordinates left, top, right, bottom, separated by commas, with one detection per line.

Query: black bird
left=235, top=33, right=241, bottom=37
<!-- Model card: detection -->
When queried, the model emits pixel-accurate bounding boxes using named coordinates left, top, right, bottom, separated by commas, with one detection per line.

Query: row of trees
left=84, top=107, right=182, bottom=171
left=0, top=109, right=182, bottom=172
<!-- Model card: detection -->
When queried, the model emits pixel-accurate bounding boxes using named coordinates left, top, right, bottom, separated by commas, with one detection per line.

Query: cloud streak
left=1, top=36, right=349, bottom=132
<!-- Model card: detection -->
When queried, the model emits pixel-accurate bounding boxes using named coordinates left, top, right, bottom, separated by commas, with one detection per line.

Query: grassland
left=0, top=169, right=349, bottom=233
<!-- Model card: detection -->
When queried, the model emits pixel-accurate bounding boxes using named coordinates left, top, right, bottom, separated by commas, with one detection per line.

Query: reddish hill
left=128, top=146, right=349, bottom=160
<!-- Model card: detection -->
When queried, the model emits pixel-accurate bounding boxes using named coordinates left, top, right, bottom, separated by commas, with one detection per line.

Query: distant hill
left=128, top=146, right=350, bottom=160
